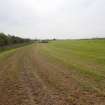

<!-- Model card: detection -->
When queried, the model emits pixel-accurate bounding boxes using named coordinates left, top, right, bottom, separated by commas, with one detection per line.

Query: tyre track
left=0, top=50, right=31, bottom=105
left=19, top=52, right=71, bottom=105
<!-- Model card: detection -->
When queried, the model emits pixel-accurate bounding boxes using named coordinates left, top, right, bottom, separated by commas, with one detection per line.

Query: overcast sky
left=0, top=0, right=105, bottom=39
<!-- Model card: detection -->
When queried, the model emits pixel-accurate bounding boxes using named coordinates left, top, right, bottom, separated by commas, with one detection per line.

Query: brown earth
left=0, top=44, right=105, bottom=105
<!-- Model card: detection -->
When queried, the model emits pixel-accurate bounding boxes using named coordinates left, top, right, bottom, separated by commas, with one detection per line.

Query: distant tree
left=0, top=33, right=32, bottom=47
left=0, top=37, right=5, bottom=47
left=0, top=33, right=9, bottom=46
left=40, top=40, right=49, bottom=43
left=53, top=38, right=56, bottom=41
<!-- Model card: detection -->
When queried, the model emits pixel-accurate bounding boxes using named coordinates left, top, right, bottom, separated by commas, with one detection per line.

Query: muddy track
left=0, top=45, right=105, bottom=105
left=20, top=55, right=71, bottom=105
left=0, top=46, right=71, bottom=105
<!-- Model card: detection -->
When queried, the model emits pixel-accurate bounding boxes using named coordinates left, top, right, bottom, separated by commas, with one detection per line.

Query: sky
left=0, top=0, right=105, bottom=39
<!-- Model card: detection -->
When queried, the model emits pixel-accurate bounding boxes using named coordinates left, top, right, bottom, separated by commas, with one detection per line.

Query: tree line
left=0, top=33, right=31, bottom=47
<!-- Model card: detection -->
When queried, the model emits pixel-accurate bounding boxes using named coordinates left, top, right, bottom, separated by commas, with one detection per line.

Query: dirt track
left=0, top=45, right=105, bottom=105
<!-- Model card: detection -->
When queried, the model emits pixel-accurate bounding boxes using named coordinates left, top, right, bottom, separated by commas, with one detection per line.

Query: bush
left=0, top=33, right=31, bottom=47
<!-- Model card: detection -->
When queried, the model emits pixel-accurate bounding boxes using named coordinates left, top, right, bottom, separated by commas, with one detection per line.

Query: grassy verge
left=0, top=42, right=33, bottom=53
left=0, top=43, right=34, bottom=61
left=0, top=48, right=17, bottom=60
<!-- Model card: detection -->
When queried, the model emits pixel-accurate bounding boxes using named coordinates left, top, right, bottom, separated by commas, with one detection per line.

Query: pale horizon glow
left=0, top=0, right=105, bottom=39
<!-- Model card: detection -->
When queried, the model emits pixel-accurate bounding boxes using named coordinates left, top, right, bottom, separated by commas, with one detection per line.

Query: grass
left=37, top=39, right=105, bottom=93
left=0, top=42, right=33, bottom=53
left=0, top=49, right=17, bottom=61
left=0, top=43, right=34, bottom=61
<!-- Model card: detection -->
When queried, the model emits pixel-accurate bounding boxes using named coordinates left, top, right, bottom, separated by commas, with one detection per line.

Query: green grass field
left=37, top=39, right=105, bottom=94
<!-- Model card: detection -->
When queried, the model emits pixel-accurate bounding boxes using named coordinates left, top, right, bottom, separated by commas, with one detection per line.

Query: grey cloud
left=0, top=0, right=105, bottom=39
